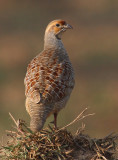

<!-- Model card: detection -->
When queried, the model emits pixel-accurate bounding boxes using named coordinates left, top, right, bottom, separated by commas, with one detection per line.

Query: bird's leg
left=49, top=113, right=58, bottom=129
left=54, top=112, right=57, bottom=129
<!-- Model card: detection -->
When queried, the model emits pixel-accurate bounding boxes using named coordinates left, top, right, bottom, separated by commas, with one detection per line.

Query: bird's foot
left=49, top=120, right=58, bottom=130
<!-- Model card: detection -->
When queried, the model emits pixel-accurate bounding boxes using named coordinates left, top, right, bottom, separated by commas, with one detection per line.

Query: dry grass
left=0, top=109, right=118, bottom=160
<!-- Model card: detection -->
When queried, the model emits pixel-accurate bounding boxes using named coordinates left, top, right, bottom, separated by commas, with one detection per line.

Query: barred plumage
left=24, top=20, right=75, bottom=132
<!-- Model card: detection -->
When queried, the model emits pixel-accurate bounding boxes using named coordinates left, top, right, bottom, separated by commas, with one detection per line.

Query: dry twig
left=58, top=108, right=95, bottom=131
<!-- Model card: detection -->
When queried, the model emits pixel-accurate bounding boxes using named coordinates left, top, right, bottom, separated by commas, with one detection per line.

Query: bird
left=24, top=19, right=75, bottom=132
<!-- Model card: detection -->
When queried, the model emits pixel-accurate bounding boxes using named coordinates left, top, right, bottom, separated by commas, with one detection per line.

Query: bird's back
left=24, top=48, right=74, bottom=107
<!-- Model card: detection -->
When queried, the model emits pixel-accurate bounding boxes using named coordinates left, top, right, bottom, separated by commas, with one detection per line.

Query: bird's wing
left=24, top=50, right=74, bottom=104
left=41, top=60, right=74, bottom=103
left=24, top=54, right=43, bottom=104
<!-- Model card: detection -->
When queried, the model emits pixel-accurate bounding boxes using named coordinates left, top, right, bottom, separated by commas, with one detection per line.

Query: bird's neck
left=44, top=32, right=65, bottom=50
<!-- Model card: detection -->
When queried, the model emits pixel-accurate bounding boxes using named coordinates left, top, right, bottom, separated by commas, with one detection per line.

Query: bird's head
left=45, top=19, right=73, bottom=40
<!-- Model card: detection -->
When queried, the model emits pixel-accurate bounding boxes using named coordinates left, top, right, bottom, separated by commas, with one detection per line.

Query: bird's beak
left=64, top=23, right=73, bottom=29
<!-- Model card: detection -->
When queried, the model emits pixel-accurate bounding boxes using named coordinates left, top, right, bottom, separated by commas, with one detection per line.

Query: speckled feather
left=24, top=20, right=75, bottom=132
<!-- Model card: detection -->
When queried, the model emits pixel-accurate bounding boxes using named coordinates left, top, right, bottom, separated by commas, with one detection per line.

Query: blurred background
left=0, top=0, right=118, bottom=142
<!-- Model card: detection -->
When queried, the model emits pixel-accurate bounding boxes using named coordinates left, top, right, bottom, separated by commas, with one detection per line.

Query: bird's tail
left=26, top=98, right=52, bottom=132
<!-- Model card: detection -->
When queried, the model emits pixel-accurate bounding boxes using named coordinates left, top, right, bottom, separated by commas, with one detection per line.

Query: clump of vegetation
left=0, top=109, right=118, bottom=160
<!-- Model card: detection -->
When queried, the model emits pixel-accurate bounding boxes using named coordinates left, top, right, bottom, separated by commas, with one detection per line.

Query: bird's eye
left=56, top=24, right=60, bottom=27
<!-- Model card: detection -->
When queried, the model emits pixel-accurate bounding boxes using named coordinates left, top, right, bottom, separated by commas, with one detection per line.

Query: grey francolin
left=24, top=20, right=75, bottom=132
